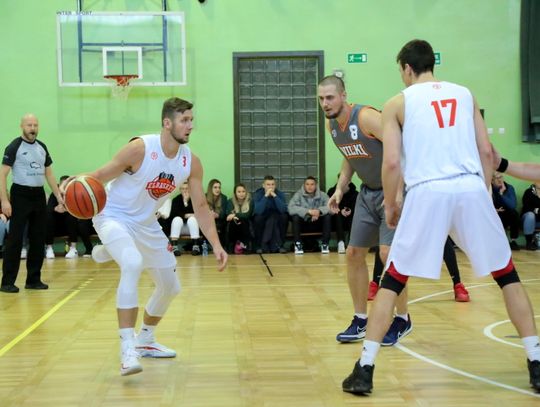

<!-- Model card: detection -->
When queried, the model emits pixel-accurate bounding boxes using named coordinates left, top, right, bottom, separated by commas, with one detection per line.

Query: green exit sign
left=434, top=52, right=441, bottom=65
left=347, top=53, right=367, bottom=64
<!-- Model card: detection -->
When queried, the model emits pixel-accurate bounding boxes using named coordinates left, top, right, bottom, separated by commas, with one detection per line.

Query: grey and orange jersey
left=328, top=104, right=383, bottom=190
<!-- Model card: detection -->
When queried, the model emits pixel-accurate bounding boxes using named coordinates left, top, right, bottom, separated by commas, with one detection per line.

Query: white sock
left=396, top=313, right=408, bottom=321
left=138, top=323, right=156, bottom=342
left=522, top=336, right=540, bottom=361
left=354, top=313, right=368, bottom=320
left=360, top=340, right=380, bottom=366
left=119, top=328, right=135, bottom=343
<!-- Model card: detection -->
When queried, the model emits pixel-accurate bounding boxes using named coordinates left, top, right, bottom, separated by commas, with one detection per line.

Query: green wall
left=0, top=0, right=536, bottom=198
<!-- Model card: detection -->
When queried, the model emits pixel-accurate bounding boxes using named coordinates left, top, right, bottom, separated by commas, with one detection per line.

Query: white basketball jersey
left=98, top=134, right=192, bottom=226
left=401, top=81, right=483, bottom=189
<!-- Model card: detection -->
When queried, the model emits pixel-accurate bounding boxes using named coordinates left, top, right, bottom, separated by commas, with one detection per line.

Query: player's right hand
left=213, top=247, right=228, bottom=272
left=328, top=191, right=342, bottom=214
left=1, top=200, right=12, bottom=217
left=385, top=203, right=401, bottom=229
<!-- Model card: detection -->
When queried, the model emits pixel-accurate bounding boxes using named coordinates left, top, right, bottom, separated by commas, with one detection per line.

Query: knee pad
left=491, top=259, right=521, bottom=288
left=145, top=267, right=181, bottom=317
left=380, top=262, right=408, bottom=295
left=116, top=247, right=144, bottom=309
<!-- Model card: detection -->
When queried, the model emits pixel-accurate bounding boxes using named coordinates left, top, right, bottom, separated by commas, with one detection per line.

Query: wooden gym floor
left=0, top=249, right=539, bottom=407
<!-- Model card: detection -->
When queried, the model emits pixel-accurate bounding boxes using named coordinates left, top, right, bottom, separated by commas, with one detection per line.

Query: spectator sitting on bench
left=327, top=173, right=358, bottom=254
left=521, top=181, right=540, bottom=251
left=158, top=182, right=201, bottom=256
left=45, top=175, right=94, bottom=259
left=206, top=179, right=227, bottom=249
left=226, top=183, right=253, bottom=254
left=252, top=175, right=288, bottom=254
left=491, top=172, right=520, bottom=250
left=288, top=176, right=331, bottom=255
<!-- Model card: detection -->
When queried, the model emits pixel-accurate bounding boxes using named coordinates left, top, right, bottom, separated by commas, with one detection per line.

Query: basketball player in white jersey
left=70, top=98, right=228, bottom=376
left=342, top=40, right=540, bottom=395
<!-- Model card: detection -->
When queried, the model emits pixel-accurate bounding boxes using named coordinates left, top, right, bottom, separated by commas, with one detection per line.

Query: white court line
left=483, top=316, right=540, bottom=348
left=395, top=343, right=540, bottom=398
left=400, top=278, right=540, bottom=398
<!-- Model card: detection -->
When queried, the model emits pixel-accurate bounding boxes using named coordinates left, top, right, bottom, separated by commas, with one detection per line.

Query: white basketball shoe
left=120, top=342, right=143, bottom=376
left=135, top=336, right=177, bottom=358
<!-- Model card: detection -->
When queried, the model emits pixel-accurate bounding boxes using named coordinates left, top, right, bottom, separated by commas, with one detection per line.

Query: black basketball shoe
left=342, top=361, right=374, bottom=395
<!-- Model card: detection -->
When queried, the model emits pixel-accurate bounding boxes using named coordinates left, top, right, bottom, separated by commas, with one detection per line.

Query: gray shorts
left=348, top=185, right=394, bottom=248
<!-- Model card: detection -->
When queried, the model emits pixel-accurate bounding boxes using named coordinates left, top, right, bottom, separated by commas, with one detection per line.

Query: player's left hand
left=213, top=247, right=228, bottom=272
left=385, top=203, right=401, bottom=229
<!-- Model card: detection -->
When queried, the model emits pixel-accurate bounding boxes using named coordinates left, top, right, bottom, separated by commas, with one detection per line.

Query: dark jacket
left=522, top=184, right=540, bottom=218
left=208, top=194, right=228, bottom=223
left=170, top=195, right=195, bottom=219
left=492, top=182, right=517, bottom=211
left=252, top=187, right=288, bottom=215
left=225, top=198, right=254, bottom=221
left=327, top=183, right=358, bottom=211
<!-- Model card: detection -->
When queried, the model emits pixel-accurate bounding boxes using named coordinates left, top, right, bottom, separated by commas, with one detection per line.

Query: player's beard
left=170, top=125, right=189, bottom=144
left=325, top=104, right=343, bottom=120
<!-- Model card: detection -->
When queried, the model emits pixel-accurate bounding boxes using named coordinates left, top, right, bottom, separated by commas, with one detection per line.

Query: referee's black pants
left=1, top=184, right=47, bottom=286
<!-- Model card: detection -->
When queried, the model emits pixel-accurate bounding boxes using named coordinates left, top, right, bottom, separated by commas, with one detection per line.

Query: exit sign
left=347, top=53, right=367, bottom=64
left=434, top=52, right=441, bottom=65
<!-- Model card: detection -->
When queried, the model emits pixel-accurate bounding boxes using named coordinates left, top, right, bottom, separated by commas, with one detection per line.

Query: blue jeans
left=521, top=211, right=540, bottom=235
left=0, top=219, right=9, bottom=246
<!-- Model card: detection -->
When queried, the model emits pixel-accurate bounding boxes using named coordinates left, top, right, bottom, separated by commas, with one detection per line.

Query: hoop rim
left=104, top=74, right=139, bottom=87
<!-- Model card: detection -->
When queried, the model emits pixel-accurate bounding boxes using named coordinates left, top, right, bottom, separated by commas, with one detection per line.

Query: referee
left=0, top=114, right=63, bottom=293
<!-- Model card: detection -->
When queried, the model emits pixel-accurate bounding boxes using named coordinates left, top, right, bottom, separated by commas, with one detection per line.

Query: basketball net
left=104, top=74, right=138, bottom=100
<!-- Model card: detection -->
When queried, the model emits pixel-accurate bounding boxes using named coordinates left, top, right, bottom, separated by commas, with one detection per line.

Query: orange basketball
left=64, top=176, right=107, bottom=219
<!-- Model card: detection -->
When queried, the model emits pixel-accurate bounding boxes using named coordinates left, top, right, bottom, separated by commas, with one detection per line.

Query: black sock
left=372, top=247, right=384, bottom=285
left=443, top=238, right=461, bottom=285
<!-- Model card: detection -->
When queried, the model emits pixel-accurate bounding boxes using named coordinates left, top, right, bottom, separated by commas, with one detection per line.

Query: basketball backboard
left=56, top=11, right=186, bottom=87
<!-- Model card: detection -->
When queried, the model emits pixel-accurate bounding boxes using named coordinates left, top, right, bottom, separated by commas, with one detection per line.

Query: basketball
left=64, top=175, right=107, bottom=219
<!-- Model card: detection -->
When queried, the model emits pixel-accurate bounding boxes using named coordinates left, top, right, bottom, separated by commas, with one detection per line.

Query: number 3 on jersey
left=431, top=98, right=457, bottom=128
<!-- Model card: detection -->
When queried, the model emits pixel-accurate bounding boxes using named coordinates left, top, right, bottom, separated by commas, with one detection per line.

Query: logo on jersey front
left=331, top=129, right=337, bottom=138
left=146, top=172, right=176, bottom=200
left=151, top=151, right=158, bottom=160
left=338, top=142, right=371, bottom=159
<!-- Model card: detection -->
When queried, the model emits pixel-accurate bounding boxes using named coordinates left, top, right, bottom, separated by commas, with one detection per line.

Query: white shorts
left=385, top=175, right=511, bottom=279
left=93, top=216, right=176, bottom=270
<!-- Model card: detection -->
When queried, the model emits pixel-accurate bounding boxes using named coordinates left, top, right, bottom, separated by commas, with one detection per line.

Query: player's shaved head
left=318, top=75, right=345, bottom=93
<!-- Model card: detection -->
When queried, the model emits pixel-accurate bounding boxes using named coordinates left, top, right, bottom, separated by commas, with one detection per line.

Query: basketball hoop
left=104, top=74, right=138, bottom=100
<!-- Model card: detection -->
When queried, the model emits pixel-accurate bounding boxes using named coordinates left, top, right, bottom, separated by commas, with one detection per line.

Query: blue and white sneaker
left=336, top=316, right=367, bottom=343
left=381, top=314, right=412, bottom=346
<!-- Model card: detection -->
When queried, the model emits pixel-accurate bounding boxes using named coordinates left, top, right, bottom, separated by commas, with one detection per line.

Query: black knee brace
left=380, top=272, right=407, bottom=295
left=492, top=268, right=520, bottom=289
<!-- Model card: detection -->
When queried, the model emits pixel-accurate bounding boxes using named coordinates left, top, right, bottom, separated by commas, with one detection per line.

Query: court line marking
left=0, top=278, right=93, bottom=358
left=483, top=316, right=540, bottom=348
left=399, top=278, right=540, bottom=398
left=395, top=343, right=540, bottom=398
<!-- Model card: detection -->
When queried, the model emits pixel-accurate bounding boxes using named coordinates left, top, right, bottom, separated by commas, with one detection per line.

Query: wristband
left=497, top=157, right=509, bottom=173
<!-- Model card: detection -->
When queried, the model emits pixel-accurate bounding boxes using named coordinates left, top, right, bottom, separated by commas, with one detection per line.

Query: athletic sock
left=396, top=313, right=408, bottom=321
left=360, top=340, right=380, bottom=366
left=137, top=323, right=156, bottom=343
left=354, top=313, right=368, bottom=320
left=119, top=328, right=135, bottom=343
left=522, top=336, right=540, bottom=361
